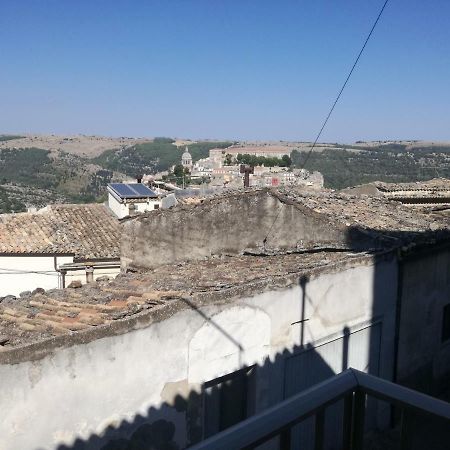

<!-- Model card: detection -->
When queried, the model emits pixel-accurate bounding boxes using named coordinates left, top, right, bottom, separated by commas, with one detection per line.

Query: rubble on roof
left=374, top=178, right=450, bottom=192
left=341, top=179, right=450, bottom=207
left=278, top=188, right=449, bottom=234
left=0, top=251, right=362, bottom=349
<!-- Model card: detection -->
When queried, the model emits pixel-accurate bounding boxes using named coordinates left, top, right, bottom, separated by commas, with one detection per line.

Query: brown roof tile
left=0, top=204, right=121, bottom=259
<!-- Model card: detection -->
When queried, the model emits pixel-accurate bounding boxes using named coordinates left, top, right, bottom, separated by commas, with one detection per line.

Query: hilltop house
left=107, top=182, right=162, bottom=219
left=0, top=204, right=121, bottom=297
left=0, top=187, right=449, bottom=449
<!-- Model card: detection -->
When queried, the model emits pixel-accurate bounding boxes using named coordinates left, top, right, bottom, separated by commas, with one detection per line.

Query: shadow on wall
left=53, top=225, right=450, bottom=450
left=54, top=281, right=379, bottom=449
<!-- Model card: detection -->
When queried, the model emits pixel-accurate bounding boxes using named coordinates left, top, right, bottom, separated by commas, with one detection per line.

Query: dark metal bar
left=190, top=370, right=356, bottom=450
left=351, top=369, right=450, bottom=421
left=189, top=368, right=450, bottom=450
left=351, top=390, right=366, bottom=450
left=399, top=408, right=414, bottom=450
left=314, top=409, right=325, bottom=450
left=279, top=429, right=291, bottom=450
left=342, top=393, right=353, bottom=450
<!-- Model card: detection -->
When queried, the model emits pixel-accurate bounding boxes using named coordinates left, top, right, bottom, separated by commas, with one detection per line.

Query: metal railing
left=190, top=368, right=450, bottom=450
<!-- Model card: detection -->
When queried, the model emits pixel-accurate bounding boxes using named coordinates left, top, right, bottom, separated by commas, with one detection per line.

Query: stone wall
left=121, top=190, right=373, bottom=270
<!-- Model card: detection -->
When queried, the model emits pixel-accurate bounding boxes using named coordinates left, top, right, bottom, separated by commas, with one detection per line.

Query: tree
left=224, top=154, right=234, bottom=165
left=281, top=155, right=292, bottom=167
left=173, top=164, right=185, bottom=178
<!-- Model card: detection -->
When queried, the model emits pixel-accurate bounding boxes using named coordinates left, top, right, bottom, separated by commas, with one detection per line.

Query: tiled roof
left=374, top=178, right=450, bottom=192
left=278, top=189, right=450, bottom=234
left=0, top=204, right=121, bottom=259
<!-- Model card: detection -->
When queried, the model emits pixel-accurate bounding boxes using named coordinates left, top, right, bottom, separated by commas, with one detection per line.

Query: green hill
left=94, top=138, right=231, bottom=176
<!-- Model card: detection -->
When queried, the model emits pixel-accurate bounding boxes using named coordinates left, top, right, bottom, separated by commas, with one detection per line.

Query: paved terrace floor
left=0, top=251, right=366, bottom=351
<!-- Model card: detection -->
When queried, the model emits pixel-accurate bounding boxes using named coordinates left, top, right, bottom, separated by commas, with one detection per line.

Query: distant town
left=1, top=134, right=449, bottom=214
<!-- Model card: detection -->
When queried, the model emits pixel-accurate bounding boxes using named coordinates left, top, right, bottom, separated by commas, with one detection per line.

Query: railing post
left=342, top=393, right=354, bottom=449
left=279, top=429, right=291, bottom=450
left=400, top=408, right=414, bottom=450
left=314, top=409, right=325, bottom=450
left=351, top=390, right=366, bottom=450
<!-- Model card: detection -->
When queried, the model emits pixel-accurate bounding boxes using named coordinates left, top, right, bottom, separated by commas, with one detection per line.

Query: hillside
left=94, top=137, right=231, bottom=176
left=291, top=142, right=450, bottom=189
left=0, top=134, right=148, bottom=157
left=0, top=135, right=231, bottom=213
left=1, top=134, right=450, bottom=213
left=0, top=146, right=126, bottom=213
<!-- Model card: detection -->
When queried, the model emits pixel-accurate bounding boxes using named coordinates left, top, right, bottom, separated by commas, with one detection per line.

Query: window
left=203, top=366, right=255, bottom=438
left=153, top=204, right=160, bottom=209
left=442, top=304, right=450, bottom=343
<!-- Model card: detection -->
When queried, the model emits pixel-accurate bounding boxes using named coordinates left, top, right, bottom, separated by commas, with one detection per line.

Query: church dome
left=182, top=147, right=192, bottom=168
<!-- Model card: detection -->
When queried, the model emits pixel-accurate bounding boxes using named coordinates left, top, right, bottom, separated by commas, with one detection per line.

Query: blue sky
left=1, top=0, right=449, bottom=142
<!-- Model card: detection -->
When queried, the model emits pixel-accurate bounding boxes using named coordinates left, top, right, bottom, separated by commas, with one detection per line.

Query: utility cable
left=261, top=0, right=391, bottom=247
left=300, top=0, right=391, bottom=171
left=0, top=267, right=58, bottom=275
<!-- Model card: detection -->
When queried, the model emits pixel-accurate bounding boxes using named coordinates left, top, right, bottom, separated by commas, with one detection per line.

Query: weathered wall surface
left=0, top=256, right=397, bottom=450
left=121, top=190, right=372, bottom=270
left=397, top=247, right=450, bottom=393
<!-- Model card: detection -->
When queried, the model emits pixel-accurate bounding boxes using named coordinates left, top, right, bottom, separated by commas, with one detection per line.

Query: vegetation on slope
left=0, top=186, right=26, bottom=214
left=94, top=139, right=231, bottom=176
left=0, top=148, right=118, bottom=211
left=1, top=139, right=449, bottom=212
left=0, top=135, right=24, bottom=142
left=291, top=144, right=450, bottom=189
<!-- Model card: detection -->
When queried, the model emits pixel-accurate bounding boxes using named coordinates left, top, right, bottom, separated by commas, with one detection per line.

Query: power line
left=300, top=0, right=391, bottom=171
left=0, top=267, right=58, bottom=276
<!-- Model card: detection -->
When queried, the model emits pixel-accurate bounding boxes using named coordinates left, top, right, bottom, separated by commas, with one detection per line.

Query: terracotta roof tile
left=0, top=204, right=121, bottom=259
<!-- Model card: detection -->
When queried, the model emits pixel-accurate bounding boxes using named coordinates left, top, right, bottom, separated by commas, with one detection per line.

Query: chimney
left=136, top=174, right=143, bottom=183
left=85, top=266, right=94, bottom=284
left=240, top=164, right=254, bottom=188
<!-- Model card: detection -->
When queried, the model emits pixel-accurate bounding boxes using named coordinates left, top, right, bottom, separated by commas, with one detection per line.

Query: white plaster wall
left=188, top=307, right=271, bottom=384
left=135, top=199, right=161, bottom=214
left=108, top=193, right=129, bottom=219
left=0, top=256, right=73, bottom=297
left=0, top=258, right=398, bottom=449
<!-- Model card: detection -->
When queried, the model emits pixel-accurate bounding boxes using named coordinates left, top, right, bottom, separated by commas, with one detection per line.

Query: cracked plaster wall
left=0, top=258, right=397, bottom=450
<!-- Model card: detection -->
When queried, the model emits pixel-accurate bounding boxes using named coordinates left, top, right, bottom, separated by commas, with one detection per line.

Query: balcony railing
left=190, top=368, right=450, bottom=450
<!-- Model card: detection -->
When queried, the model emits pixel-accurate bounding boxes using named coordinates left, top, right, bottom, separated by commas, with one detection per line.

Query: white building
left=0, top=204, right=121, bottom=297
left=107, top=182, right=162, bottom=219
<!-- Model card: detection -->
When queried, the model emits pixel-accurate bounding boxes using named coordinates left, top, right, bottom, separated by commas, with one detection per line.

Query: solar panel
left=129, top=183, right=157, bottom=197
left=109, top=183, right=157, bottom=199
left=109, top=183, right=135, bottom=197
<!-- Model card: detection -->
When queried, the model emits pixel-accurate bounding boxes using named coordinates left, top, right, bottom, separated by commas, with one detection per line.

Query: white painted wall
left=0, top=255, right=73, bottom=297
left=0, top=257, right=121, bottom=297
left=0, top=257, right=398, bottom=449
